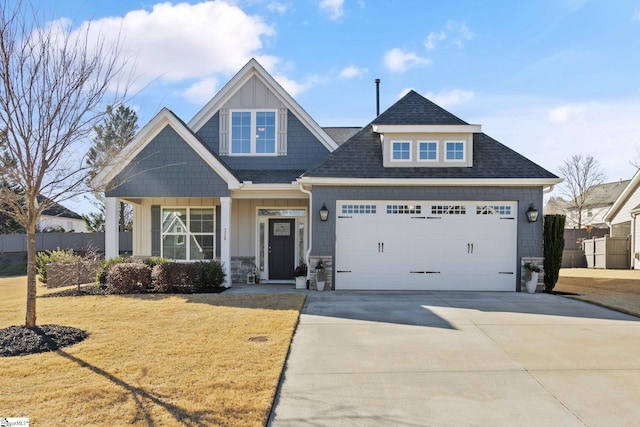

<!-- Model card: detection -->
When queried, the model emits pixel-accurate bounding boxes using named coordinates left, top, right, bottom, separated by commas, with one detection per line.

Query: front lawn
left=0, top=276, right=305, bottom=426
left=555, top=269, right=640, bottom=318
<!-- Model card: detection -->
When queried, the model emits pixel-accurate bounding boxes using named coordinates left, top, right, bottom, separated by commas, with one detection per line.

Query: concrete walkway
left=268, top=291, right=640, bottom=426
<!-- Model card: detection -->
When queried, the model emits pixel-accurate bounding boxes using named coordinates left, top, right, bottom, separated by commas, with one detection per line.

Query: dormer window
left=391, top=141, right=411, bottom=161
left=418, top=141, right=438, bottom=162
left=445, top=141, right=465, bottom=161
left=230, top=110, right=276, bottom=155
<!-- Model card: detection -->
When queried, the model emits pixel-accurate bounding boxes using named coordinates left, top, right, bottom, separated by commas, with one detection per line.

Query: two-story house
left=92, top=59, right=560, bottom=291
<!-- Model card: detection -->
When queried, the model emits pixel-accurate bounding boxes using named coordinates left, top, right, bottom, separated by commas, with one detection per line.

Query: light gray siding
left=310, top=185, right=544, bottom=291
left=106, top=125, right=231, bottom=198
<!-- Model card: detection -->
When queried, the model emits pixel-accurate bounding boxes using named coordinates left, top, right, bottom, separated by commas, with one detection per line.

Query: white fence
left=0, top=232, right=132, bottom=254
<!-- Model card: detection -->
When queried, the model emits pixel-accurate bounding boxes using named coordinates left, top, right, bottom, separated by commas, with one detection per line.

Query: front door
left=268, top=219, right=295, bottom=280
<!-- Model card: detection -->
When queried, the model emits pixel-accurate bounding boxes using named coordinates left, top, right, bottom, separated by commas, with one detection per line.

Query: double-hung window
left=391, top=141, right=411, bottom=161
left=445, top=141, right=465, bottom=161
left=418, top=141, right=438, bottom=161
left=162, top=208, right=215, bottom=260
left=230, top=110, right=276, bottom=155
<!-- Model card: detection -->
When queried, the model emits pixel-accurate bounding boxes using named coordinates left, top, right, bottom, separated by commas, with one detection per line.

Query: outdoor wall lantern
left=526, top=204, right=539, bottom=222
left=319, top=203, right=329, bottom=221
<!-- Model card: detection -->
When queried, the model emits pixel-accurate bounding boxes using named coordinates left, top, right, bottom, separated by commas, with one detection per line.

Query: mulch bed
left=0, top=324, right=88, bottom=357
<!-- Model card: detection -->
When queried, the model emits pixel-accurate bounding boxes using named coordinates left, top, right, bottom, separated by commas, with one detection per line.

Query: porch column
left=220, top=197, right=232, bottom=287
left=105, top=197, right=119, bottom=258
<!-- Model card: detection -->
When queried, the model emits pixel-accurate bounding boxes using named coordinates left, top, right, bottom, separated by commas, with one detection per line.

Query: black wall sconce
left=319, top=203, right=329, bottom=221
left=526, top=204, right=539, bottom=222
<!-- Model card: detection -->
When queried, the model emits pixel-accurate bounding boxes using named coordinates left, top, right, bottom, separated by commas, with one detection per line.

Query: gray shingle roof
left=322, top=127, right=361, bottom=145
left=581, top=180, right=631, bottom=207
left=303, top=91, right=559, bottom=180
left=374, top=90, right=468, bottom=125
left=38, top=196, right=82, bottom=219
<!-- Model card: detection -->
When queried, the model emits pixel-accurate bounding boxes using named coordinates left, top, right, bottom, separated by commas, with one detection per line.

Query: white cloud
left=424, top=31, right=445, bottom=51
left=319, top=0, right=344, bottom=21
left=273, top=73, right=326, bottom=97
left=445, top=21, right=475, bottom=48
left=67, top=1, right=276, bottom=94
left=383, top=48, right=431, bottom=73
left=633, top=9, right=640, bottom=21
left=425, top=89, right=474, bottom=108
left=183, top=77, right=220, bottom=104
left=547, top=104, right=590, bottom=124
left=267, top=2, right=293, bottom=14
left=471, top=97, right=640, bottom=184
left=339, top=65, right=367, bottom=78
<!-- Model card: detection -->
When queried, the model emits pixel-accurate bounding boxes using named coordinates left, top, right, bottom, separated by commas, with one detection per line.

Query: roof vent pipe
left=375, top=78, right=380, bottom=117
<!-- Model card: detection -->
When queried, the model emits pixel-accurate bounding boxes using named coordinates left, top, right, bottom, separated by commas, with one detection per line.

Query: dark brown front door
left=269, top=219, right=295, bottom=280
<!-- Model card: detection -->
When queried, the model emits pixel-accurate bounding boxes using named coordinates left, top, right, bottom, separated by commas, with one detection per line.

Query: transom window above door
left=230, top=110, right=277, bottom=155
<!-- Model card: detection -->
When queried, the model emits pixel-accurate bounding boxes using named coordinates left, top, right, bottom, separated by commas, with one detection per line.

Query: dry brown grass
left=0, top=276, right=305, bottom=426
left=556, top=269, right=640, bottom=318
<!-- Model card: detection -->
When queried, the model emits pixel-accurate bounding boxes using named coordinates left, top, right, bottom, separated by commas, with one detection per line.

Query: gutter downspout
left=299, top=183, right=313, bottom=282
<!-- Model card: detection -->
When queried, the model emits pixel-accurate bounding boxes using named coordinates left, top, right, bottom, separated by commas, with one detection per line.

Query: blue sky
left=27, top=0, right=640, bottom=213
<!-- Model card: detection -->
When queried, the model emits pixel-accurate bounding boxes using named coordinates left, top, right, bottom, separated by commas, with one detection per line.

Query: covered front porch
left=104, top=193, right=310, bottom=286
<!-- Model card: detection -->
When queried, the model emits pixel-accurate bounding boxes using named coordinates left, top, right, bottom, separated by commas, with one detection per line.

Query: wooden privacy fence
left=0, top=232, right=132, bottom=254
left=583, top=236, right=630, bottom=269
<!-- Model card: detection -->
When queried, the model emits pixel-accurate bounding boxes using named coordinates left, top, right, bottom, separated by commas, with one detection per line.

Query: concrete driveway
left=268, top=291, right=640, bottom=426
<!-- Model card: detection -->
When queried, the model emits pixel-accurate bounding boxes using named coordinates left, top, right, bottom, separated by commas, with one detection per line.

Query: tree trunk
left=25, top=223, right=37, bottom=327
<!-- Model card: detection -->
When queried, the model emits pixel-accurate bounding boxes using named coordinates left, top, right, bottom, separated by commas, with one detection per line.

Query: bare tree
left=630, top=146, right=640, bottom=170
left=0, top=0, right=125, bottom=327
left=558, top=154, right=606, bottom=229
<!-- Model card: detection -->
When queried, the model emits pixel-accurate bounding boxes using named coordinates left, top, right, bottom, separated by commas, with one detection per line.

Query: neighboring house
left=37, top=196, right=87, bottom=233
left=604, top=171, right=640, bottom=268
left=92, top=59, right=561, bottom=291
left=564, top=180, right=630, bottom=229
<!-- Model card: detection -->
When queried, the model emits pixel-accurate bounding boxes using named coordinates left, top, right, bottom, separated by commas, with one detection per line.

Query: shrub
left=96, top=256, right=129, bottom=285
left=142, top=257, right=171, bottom=269
left=106, top=263, right=151, bottom=294
left=152, top=263, right=200, bottom=293
left=195, top=260, right=226, bottom=289
left=35, top=249, right=81, bottom=283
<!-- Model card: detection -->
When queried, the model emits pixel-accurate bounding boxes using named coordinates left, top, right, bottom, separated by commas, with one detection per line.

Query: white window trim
left=391, top=140, right=412, bottom=162
left=229, top=109, right=278, bottom=156
left=417, top=140, right=439, bottom=162
left=161, top=207, right=216, bottom=261
left=444, top=140, right=465, bottom=162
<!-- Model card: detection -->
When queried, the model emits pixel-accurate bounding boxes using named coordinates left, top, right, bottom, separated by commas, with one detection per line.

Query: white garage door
left=335, top=201, right=518, bottom=291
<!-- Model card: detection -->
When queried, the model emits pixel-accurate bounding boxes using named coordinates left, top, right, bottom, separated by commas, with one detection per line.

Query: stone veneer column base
left=231, top=256, right=258, bottom=285
left=521, top=257, right=544, bottom=292
left=309, top=255, right=333, bottom=291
